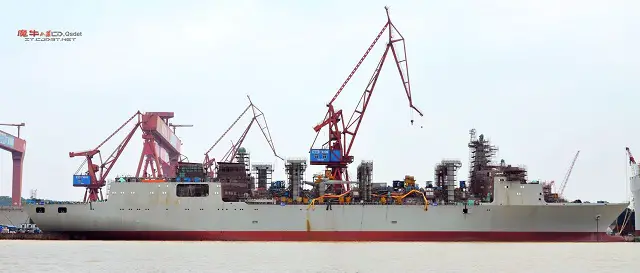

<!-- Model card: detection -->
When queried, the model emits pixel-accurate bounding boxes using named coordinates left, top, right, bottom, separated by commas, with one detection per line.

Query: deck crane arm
left=222, top=99, right=283, bottom=163
left=203, top=96, right=283, bottom=176
left=310, top=7, right=423, bottom=192
left=203, top=104, right=251, bottom=175
left=559, top=150, right=580, bottom=197
left=69, top=111, right=142, bottom=202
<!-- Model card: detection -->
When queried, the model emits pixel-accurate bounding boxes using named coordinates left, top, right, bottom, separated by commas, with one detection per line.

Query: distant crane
left=558, top=150, right=580, bottom=198
left=310, top=7, right=423, bottom=194
left=203, top=96, right=283, bottom=177
left=0, top=122, right=26, bottom=207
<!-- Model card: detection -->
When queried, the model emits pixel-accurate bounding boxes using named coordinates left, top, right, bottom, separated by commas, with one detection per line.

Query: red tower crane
left=69, top=112, right=141, bottom=202
left=310, top=7, right=423, bottom=193
left=70, top=111, right=184, bottom=202
left=0, top=122, right=26, bottom=207
left=203, top=96, right=282, bottom=177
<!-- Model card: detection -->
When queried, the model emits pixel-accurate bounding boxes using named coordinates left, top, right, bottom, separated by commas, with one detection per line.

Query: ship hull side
left=54, top=230, right=622, bottom=242
left=0, top=207, right=29, bottom=226
left=27, top=182, right=629, bottom=242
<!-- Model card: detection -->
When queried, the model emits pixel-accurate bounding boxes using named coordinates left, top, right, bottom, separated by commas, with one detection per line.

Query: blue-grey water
left=1, top=241, right=639, bottom=272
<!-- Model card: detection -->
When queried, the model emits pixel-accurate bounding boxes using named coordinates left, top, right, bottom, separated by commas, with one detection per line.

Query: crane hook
left=410, top=119, right=414, bottom=125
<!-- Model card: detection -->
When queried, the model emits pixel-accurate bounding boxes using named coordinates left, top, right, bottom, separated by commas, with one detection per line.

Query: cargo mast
left=310, top=7, right=423, bottom=194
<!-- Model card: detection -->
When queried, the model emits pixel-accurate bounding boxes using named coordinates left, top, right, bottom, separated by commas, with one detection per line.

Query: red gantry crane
left=70, top=111, right=184, bottom=202
left=310, top=7, right=423, bottom=193
left=0, top=123, right=26, bottom=207
left=203, top=96, right=283, bottom=177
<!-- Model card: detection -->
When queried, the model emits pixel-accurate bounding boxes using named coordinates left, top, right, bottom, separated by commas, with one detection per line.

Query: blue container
left=72, top=175, right=91, bottom=187
left=459, top=181, right=466, bottom=188
left=184, top=177, right=192, bottom=182
left=273, top=180, right=285, bottom=188
left=309, top=149, right=342, bottom=163
left=194, top=177, right=202, bottom=182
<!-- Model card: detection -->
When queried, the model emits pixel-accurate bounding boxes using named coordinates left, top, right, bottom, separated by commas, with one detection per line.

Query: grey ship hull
left=0, top=207, right=29, bottom=226
left=26, top=181, right=629, bottom=242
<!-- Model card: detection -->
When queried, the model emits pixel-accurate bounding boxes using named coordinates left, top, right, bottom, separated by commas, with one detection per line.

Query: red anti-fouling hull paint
left=59, top=231, right=625, bottom=242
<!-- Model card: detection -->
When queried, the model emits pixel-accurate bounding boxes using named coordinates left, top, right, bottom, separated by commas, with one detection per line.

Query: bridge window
left=176, top=184, right=209, bottom=197
left=58, top=207, right=67, bottom=213
left=36, top=207, right=45, bottom=213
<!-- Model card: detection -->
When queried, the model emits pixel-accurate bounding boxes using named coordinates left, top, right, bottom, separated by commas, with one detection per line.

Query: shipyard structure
left=0, top=123, right=29, bottom=227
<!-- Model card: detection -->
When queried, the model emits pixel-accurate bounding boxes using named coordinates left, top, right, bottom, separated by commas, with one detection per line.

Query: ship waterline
left=26, top=180, right=629, bottom=242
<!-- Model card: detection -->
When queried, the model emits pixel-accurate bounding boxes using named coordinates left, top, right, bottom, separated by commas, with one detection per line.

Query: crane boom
left=627, top=147, right=636, bottom=165
left=627, top=147, right=638, bottom=177
left=559, top=150, right=580, bottom=196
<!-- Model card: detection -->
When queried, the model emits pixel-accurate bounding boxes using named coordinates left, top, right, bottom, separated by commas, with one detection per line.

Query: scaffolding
left=499, top=164, right=528, bottom=184
left=357, top=161, right=374, bottom=201
left=468, top=129, right=498, bottom=201
left=434, top=159, right=462, bottom=203
left=235, top=147, right=251, bottom=176
left=285, top=158, right=306, bottom=200
left=252, top=163, right=273, bottom=189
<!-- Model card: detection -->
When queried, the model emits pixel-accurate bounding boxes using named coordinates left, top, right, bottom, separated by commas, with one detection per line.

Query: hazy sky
left=0, top=0, right=638, bottom=203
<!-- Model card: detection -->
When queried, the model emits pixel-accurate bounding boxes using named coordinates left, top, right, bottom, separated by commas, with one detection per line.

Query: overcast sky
left=0, top=0, right=638, bottom=203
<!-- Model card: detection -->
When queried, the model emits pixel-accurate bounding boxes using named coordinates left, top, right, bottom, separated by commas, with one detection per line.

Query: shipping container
left=72, top=175, right=91, bottom=187
left=309, top=149, right=342, bottom=163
